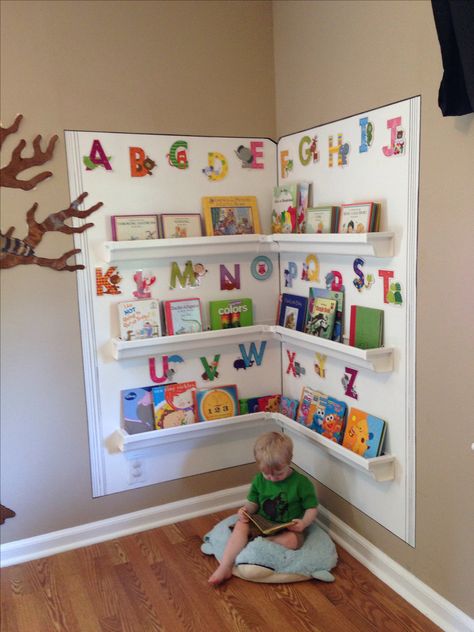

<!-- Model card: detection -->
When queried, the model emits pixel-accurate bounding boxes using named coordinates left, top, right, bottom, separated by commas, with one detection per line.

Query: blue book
left=121, top=386, right=155, bottom=434
left=278, top=293, right=308, bottom=332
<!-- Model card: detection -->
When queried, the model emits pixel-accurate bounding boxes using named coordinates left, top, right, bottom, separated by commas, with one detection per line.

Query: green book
left=349, top=306, right=384, bottom=349
left=209, top=298, right=253, bottom=330
left=305, top=297, right=337, bottom=339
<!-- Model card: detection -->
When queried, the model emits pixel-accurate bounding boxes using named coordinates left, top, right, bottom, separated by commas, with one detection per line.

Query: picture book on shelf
left=152, top=381, right=197, bottom=429
left=209, top=298, right=253, bottom=329
left=312, top=396, right=347, bottom=443
left=120, top=386, right=155, bottom=435
left=304, top=206, right=339, bottom=234
left=337, top=202, right=380, bottom=234
left=349, top=305, right=384, bottom=349
left=271, top=183, right=298, bottom=233
left=342, top=407, right=387, bottom=458
left=164, top=298, right=202, bottom=335
left=194, top=385, right=239, bottom=421
left=305, top=296, right=337, bottom=339
left=242, top=511, right=296, bottom=536
left=295, top=385, right=320, bottom=426
left=277, top=293, right=308, bottom=332
left=309, top=287, right=344, bottom=342
left=280, top=396, right=298, bottom=420
left=118, top=299, right=161, bottom=341
left=306, top=391, right=328, bottom=431
left=296, top=181, right=310, bottom=233
left=257, top=394, right=281, bottom=413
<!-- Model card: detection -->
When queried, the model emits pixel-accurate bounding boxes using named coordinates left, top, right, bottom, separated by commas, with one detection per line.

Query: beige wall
left=0, top=0, right=273, bottom=537
left=1, top=0, right=473, bottom=619
left=273, top=0, right=473, bottom=617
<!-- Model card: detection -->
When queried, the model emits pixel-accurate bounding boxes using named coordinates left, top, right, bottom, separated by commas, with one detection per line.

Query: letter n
left=220, top=264, right=240, bottom=290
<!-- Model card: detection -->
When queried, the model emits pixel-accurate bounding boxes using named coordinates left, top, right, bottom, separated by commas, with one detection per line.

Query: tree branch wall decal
left=1, top=114, right=102, bottom=271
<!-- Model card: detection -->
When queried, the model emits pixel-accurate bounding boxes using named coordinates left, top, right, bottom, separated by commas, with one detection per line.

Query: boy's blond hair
left=253, top=432, right=293, bottom=469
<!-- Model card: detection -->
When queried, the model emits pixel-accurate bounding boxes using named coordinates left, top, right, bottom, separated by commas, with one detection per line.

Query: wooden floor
left=1, top=510, right=441, bottom=632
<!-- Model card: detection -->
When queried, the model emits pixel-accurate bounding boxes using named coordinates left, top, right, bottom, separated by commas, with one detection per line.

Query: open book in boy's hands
left=243, top=511, right=296, bottom=536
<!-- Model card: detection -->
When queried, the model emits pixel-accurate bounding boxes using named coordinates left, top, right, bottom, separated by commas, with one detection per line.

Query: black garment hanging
left=432, top=0, right=474, bottom=116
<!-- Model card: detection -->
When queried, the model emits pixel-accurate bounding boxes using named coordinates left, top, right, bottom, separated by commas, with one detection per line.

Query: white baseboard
left=317, top=506, right=474, bottom=632
left=1, top=486, right=472, bottom=632
left=0, top=484, right=248, bottom=567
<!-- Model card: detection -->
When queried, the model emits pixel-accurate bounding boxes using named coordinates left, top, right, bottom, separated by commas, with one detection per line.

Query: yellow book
left=243, top=511, right=296, bottom=536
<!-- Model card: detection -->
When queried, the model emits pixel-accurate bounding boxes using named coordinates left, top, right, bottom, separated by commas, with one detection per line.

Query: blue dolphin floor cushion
left=201, top=514, right=338, bottom=583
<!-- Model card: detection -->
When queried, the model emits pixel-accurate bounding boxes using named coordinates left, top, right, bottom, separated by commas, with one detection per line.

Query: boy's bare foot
left=208, top=565, right=233, bottom=585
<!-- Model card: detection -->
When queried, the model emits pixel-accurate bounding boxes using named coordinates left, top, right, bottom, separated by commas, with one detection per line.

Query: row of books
left=277, top=291, right=384, bottom=349
left=111, top=195, right=262, bottom=241
left=121, top=382, right=240, bottom=433
left=122, top=383, right=387, bottom=459
left=293, top=385, right=387, bottom=458
left=272, top=181, right=381, bottom=234
left=118, top=297, right=253, bottom=341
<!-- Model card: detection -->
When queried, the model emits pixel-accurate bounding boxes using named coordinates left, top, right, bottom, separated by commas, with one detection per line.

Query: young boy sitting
left=208, top=431, right=318, bottom=585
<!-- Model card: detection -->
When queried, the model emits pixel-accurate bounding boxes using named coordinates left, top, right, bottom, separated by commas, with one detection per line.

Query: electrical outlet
left=128, top=458, right=146, bottom=485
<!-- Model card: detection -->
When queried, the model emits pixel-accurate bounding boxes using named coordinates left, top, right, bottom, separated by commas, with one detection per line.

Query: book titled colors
left=209, top=298, right=253, bottom=330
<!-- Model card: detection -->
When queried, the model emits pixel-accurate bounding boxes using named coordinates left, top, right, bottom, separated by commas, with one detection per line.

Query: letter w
left=238, top=341, right=267, bottom=367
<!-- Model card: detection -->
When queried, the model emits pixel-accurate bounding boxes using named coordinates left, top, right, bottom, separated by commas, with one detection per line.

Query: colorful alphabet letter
left=220, top=264, right=241, bottom=291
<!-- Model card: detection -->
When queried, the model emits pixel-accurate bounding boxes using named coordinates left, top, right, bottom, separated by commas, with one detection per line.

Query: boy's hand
left=287, top=518, right=305, bottom=533
left=237, top=507, right=250, bottom=522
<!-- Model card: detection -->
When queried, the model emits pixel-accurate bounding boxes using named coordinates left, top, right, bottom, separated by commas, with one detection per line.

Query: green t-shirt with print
left=247, top=469, right=318, bottom=523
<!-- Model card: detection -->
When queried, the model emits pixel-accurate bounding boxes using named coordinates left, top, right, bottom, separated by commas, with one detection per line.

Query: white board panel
left=65, top=97, right=420, bottom=544
left=65, top=131, right=280, bottom=497
left=278, top=97, right=420, bottom=543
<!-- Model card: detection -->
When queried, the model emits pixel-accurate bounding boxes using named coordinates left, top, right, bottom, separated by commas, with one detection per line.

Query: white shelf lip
left=274, top=326, right=394, bottom=372
left=274, top=414, right=395, bottom=482
left=111, top=413, right=274, bottom=451
left=100, top=234, right=277, bottom=262
left=111, top=412, right=395, bottom=482
left=273, top=232, right=394, bottom=257
left=111, top=324, right=393, bottom=372
left=110, top=324, right=275, bottom=359
left=100, top=231, right=394, bottom=263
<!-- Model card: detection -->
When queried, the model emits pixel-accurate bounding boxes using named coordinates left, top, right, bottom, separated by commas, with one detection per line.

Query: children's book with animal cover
left=277, top=293, right=308, bottom=332
left=342, top=407, right=387, bottom=458
left=164, top=298, right=202, bottom=335
left=118, top=299, right=161, bottom=341
left=305, top=296, right=337, bottom=339
left=306, top=391, right=328, bottom=432
left=194, top=385, right=239, bottom=421
left=313, top=396, right=347, bottom=443
left=349, top=305, right=384, bottom=349
left=209, top=298, right=253, bottom=330
left=152, top=381, right=197, bottom=429
left=257, top=394, right=281, bottom=413
left=280, top=396, right=299, bottom=420
left=120, top=386, right=156, bottom=435
left=309, top=287, right=344, bottom=342
left=242, top=511, right=296, bottom=536
left=271, top=183, right=298, bottom=233
left=295, top=385, right=320, bottom=426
